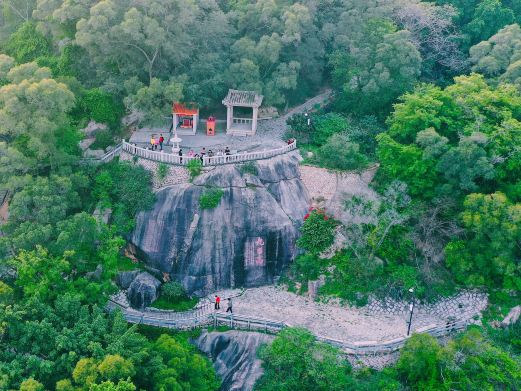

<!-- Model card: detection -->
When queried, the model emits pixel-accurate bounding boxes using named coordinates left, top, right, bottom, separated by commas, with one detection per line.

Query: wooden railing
left=121, top=139, right=297, bottom=166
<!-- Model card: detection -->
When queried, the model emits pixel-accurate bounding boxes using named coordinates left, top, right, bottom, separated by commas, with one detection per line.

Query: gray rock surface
left=127, top=272, right=161, bottom=309
left=196, top=331, right=273, bottom=391
left=501, top=305, right=521, bottom=328
left=131, top=153, right=310, bottom=296
left=116, top=270, right=141, bottom=290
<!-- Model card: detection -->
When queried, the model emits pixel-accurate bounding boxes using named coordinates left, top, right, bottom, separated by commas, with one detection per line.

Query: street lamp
left=406, top=287, right=415, bottom=336
left=304, top=112, right=310, bottom=126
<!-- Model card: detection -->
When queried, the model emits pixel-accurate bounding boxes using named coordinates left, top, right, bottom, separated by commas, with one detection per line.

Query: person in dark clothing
left=226, top=298, right=233, bottom=313
left=214, top=295, right=220, bottom=310
left=225, top=146, right=230, bottom=162
left=178, top=148, right=183, bottom=163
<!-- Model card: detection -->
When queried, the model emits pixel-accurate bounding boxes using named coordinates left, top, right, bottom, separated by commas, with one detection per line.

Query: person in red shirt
left=159, top=134, right=165, bottom=151
left=214, top=295, right=220, bottom=310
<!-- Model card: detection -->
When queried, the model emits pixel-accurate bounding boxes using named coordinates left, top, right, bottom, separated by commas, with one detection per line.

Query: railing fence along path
left=107, top=298, right=474, bottom=356
left=80, top=143, right=123, bottom=164
left=121, top=139, right=297, bottom=166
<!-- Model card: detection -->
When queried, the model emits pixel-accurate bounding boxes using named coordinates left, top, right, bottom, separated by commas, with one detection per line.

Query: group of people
left=177, top=146, right=232, bottom=163
left=214, top=295, right=233, bottom=313
left=144, top=133, right=238, bottom=164
left=149, top=134, right=165, bottom=151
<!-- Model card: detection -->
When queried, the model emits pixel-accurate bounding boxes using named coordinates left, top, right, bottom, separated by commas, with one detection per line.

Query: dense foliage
left=256, top=326, right=521, bottom=391
left=1, top=0, right=521, bottom=389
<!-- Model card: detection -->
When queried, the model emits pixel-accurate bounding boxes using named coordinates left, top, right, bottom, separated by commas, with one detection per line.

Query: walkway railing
left=80, top=143, right=122, bottom=164
left=232, top=117, right=253, bottom=125
left=107, top=298, right=474, bottom=356
left=121, top=139, right=297, bottom=166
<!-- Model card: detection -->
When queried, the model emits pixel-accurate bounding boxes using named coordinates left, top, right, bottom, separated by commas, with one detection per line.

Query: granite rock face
left=127, top=272, right=161, bottom=309
left=196, top=331, right=273, bottom=391
left=131, top=153, right=309, bottom=296
left=116, top=270, right=141, bottom=290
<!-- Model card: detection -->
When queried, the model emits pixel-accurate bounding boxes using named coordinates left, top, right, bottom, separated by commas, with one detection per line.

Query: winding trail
left=110, top=285, right=487, bottom=358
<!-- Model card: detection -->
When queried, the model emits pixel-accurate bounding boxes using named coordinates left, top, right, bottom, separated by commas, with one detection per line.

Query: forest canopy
left=0, top=0, right=520, bottom=390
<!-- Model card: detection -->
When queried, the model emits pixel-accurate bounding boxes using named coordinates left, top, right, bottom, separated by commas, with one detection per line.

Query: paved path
left=206, top=286, right=487, bottom=343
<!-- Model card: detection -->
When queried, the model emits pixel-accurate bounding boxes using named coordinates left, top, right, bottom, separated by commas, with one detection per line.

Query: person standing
left=226, top=298, right=233, bottom=313
left=159, top=134, right=164, bottom=151
left=214, top=295, right=220, bottom=310
left=178, top=148, right=183, bottom=163
left=150, top=136, right=156, bottom=150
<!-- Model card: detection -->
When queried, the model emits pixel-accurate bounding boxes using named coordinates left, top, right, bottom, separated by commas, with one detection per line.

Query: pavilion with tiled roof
left=222, top=89, right=263, bottom=136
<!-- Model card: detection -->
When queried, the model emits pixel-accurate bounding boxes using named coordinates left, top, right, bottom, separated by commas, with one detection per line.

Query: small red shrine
left=206, top=116, right=216, bottom=136
left=172, top=103, right=199, bottom=135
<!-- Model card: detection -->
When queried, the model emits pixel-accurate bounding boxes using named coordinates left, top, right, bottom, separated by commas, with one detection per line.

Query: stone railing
left=80, top=143, right=122, bottom=164
left=107, top=298, right=474, bottom=356
left=232, top=117, right=253, bottom=125
left=121, top=139, right=297, bottom=166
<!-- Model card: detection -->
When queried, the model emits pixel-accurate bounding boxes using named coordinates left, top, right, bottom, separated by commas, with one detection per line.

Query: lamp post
left=304, top=112, right=310, bottom=126
left=406, top=287, right=415, bottom=336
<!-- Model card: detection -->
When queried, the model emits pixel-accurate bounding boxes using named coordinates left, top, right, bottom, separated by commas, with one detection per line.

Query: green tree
left=331, top=19, right=422, bottom=115
left=97, top=355, right=135, bottom=382
left=396, top=333, right=444, bottom=390
left=465, top=0, right=515, bottom=46
left=0, top=62, right=76, bottom=182
left=152, top=334, right=219, bottom=391
left=123, top=77, right=183, bottom=125
left=7, top=175, right=82, bottom=227
left=256, top=328, right=354, bottom=391
left=9, top=246, right=70, bottom=301
left=6, top=22, right=51, bottom=63
left=445, top=192, right=521, bottom=289
left=317, top=133, right=368, bottom=171
left=19, top=378, right=45, bottom=391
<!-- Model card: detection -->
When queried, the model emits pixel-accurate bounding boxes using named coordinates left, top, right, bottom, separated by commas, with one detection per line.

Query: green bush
left=297, top=210, right=336, bottom=255
left=90, top=130, right=114, bottom=151
left=161, top=281, right=186, bottom=302
left=187, top=159, right=202, bottom=180
left=80, top=88, right=124, bottom=129
left=312, top=113, right=348, bottom=145
left=157, top=163, right=169, bottom=181
left=199, top=188, right=224, bottom=209
left=317, top=133, right=368, bottom=171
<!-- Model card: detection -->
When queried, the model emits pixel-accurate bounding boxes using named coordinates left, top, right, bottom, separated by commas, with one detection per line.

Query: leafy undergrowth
left=152, top=296, right=199, bottom=311
left=482, top=290, right=520, bottom=323
left=117, top=256, right=143, bottom=271
left=137, top=324, right=202, bottom=341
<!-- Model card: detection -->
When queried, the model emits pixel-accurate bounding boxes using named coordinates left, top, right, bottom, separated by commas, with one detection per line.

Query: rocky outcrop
left=130, top=153, right=310, bottom=296
left=127, top=272, right=161, bottom=309
left=116, top=270, right=141, bottom=290
left=196, top=331, right=273, bottom=391
left=501, top=306, right=521, bottom=328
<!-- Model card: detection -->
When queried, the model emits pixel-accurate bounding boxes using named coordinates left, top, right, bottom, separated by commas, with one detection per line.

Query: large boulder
left=116, top=270, right=141, bottom=290
left=196, top=331, right=273, bottom=391
left=127, top=272, right=161, bottom=309
left=130, top=153, right=310, bottom=296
